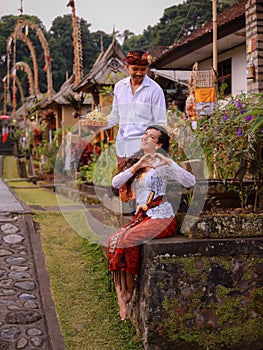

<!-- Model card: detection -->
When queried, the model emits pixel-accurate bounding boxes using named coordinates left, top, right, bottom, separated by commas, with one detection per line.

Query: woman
left=107, top=125, right=195, bottom=321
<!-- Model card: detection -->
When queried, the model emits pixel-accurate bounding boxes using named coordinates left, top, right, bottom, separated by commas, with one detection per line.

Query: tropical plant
left=34, top=130, right=61, bottom=174
left=195, top=92, right=263, bottom=210
left=64, top=92, right=85, bottom=118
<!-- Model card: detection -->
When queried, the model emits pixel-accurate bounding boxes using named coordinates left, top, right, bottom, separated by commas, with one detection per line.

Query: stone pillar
left=246, top=0, right=263, bottom=92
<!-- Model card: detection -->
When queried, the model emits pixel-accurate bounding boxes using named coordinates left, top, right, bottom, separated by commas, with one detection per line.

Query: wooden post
left=3, top=77, right=7, bottom=115
left=212, top=0, right=218, bottom=75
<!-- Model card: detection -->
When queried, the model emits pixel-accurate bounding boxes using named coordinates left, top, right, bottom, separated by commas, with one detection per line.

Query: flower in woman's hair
left=245, top=115, right=252, bottom=122
left=223, top=115, right=229, bottom=121
left=237, top=129, right=243, bottom=136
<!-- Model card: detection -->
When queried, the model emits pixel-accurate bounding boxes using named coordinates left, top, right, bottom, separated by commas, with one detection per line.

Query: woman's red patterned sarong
left=107, top=201, right=176, bottom=275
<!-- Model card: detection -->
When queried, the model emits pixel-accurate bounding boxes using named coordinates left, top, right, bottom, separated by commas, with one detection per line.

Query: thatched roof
left=43, top=75, right=92, bottom=108
left=74, top=40, right=128, bottom=93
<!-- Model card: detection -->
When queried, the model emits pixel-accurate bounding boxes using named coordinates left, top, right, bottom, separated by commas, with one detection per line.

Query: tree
left=0, top=14, right=48, bottom=112
left=117, top=29, right=135, bottom=46
left=0, top=0, right=240, bottom=110
left=121, top=0, right=238, bottom=49
left=87, top=30, right=112, bottom=72
left=48, top=15, right=113, bottom=91
left=122, top=25, right=155, bottom=54
left=48, top=15, right=76, bottom=91
left=0, top=13, right=113, bottom=106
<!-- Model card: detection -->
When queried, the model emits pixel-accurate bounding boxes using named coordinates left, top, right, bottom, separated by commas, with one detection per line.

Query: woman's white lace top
left=112, top=161, right=196, bottom=219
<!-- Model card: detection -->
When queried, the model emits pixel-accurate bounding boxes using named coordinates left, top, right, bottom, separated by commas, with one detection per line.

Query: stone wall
left=179, top=213, right=263, bottom=239
left=131, top=235, right=263, bottom=350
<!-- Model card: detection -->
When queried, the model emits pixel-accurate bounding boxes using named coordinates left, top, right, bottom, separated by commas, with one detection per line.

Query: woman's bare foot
left=118, top=296, right=127, bottom=320
left=115, top=271, right=135, bottom=320
left=118, top=291, right=132, bottom=320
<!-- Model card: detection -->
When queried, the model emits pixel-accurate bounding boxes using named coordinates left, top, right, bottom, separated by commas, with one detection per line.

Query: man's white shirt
left=107, top=75, right=167, bottom=157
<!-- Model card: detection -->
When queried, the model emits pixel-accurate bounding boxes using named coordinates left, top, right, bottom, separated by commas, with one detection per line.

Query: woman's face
left=141, top=128, right=162, bottom=154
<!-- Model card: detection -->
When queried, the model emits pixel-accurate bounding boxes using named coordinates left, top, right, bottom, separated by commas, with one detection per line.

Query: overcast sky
left=1, top=0, right=184, bottom=35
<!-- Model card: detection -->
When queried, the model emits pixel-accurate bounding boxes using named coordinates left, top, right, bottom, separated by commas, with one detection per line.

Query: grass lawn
left=34, top=211, right=142, bottom=350
left=3, top=156, right=143, bottom=350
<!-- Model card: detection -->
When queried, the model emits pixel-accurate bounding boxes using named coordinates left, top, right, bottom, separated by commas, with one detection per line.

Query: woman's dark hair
left=112, top=150, right=143, bottom=197
left=117, top=150, right=143, bottom=174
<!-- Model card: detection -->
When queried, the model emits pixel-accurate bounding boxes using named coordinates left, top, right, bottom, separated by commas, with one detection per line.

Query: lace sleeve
left=159, top=161, right=196, bottom=188
left=112, top=169, right=134, bottom=189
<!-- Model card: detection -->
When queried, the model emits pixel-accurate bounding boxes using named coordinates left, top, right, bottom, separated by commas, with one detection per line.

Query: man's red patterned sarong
left=107, top=209, right=176, bottom=275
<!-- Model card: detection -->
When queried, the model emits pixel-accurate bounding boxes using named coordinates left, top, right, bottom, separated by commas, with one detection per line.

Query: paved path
left=0, top=180, right=25, bottom=213
left=0, top=158, right=65, bottom=350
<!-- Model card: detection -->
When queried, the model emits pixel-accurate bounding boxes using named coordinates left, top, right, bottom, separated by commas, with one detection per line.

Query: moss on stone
left=184, top=214, right=263, bottom=239
left=158, top=255, right=263, bottom=349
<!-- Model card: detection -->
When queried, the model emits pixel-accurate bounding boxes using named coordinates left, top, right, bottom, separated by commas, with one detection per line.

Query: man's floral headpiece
left=124, top=50, right=152, bottom=66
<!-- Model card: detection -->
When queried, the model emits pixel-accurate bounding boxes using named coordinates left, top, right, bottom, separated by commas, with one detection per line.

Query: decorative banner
left=194, top=87, right=217, bottom=116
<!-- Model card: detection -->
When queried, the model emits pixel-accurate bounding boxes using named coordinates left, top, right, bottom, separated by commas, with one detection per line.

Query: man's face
left=126, top=64, right=148, bottom=84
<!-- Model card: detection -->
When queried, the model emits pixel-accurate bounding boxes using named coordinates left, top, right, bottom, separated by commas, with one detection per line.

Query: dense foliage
left=48, top=15, right=113, bottom=91
left=0, top=14, right=112, bottom=109
left=0, top=0, right=238, bottom=111
left=0, top=14, right=49, bottom=100
left=197, top=93, right=263, bottom=180
left=168, top=92, right=263, bottom=210
left=122, top=0, right=236, bottom=51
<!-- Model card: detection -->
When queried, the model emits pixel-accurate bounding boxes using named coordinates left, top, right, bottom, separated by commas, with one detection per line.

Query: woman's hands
left=130, top=154, right=153, bottom=173
left=130, top=153, right=171, bottom=174
left=153, top=153, right=172, bottom=167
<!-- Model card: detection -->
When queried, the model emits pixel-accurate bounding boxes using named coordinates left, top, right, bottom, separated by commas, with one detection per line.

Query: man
left=105, top=50, right=167, bottom=204
left=107, top=49, right=167, bottom=161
